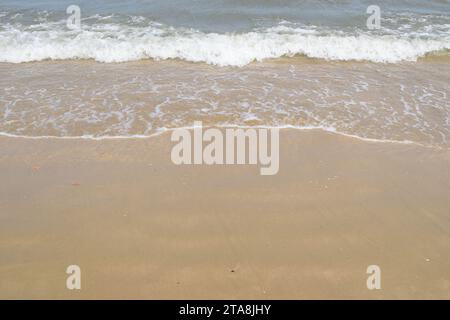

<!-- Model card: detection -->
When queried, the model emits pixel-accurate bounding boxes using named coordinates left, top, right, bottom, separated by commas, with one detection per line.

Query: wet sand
left=0, top=129, right=449, bottom=299
left=1, top=60, right=449, bottom=147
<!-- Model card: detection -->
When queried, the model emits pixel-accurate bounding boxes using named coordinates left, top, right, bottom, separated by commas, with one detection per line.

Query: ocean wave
left=0, top=20, right=449, bottom=66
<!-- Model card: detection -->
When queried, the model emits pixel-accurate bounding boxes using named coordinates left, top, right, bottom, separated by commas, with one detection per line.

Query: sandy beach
left=1, top=129, right=449, bottom=299
left=1, top=0, right=449, bottom=301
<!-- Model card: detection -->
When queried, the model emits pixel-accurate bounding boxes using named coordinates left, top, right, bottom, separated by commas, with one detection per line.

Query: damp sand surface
left=0, top=129, right=449, bottom=299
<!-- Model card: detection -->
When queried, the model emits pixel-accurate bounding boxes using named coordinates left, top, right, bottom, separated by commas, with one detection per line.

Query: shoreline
left=0, top=126, right=441, bottom=150
left=1, top=51, right=450, bottom=67
left=1, top=59, right=449, bottom=148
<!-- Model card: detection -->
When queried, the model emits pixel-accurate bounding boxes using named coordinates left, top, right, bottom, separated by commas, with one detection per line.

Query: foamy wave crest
left=0, top=21, right=449, bottom=66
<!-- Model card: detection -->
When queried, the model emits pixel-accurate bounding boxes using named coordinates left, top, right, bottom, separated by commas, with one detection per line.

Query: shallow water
left=1, top=60, right=449, bottom=147
left=0, top=1, right=449, bottom=145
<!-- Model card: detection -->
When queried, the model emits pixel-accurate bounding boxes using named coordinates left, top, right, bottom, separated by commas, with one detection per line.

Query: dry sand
left=0, top=129, right=449, bottom=299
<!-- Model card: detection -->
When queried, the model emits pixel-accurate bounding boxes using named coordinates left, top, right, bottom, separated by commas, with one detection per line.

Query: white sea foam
left=1, top=57, right=449, bottom=146
left=0, top=21, right=449, bottom=66
left=1, top=12, right=449, bottom=146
